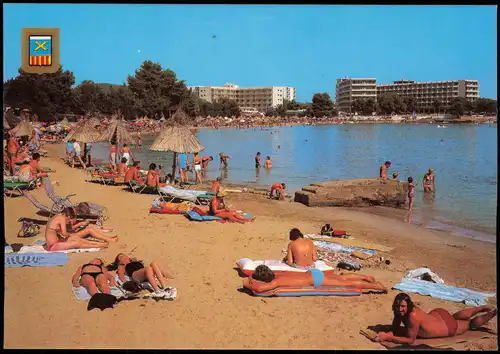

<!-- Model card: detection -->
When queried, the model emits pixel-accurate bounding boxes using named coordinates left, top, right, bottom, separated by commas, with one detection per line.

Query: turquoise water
left=91, top=123, right=497, bottom=239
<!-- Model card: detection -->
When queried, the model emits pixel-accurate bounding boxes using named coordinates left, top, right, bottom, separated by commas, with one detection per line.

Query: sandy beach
left=4, top=143, right=497, bottom=349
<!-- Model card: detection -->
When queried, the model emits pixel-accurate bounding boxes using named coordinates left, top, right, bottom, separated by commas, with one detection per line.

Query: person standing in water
left=219, top=152, right=231, bottom=169
left=137, top=131, right=142, bottom=148
left=423, top=168, right=435, bottom=193
left=255, top=152, right=261, bottom=168
left=405, top=177, right=415, bottom=223
left=264, top=156, right=273, bottom=169
left=380, top=161, right=391, bottom=179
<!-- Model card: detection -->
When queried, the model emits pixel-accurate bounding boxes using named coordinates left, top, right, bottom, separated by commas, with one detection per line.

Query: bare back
left=288, top=238, right=316, bottom=266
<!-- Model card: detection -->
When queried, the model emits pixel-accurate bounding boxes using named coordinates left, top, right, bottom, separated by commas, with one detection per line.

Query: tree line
left=3, top=60, right=496, bottom=121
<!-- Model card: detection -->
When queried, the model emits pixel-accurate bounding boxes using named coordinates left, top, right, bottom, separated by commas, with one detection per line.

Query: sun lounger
left=158, top=185, right=214, bottom=205
left=86, top=167, right=116, bottom=185
left=4, top=180, right=35, bottom=197
left=127, top=180, right=161, bottom=195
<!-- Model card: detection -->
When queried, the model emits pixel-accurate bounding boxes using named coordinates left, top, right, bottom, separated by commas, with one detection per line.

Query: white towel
left=18, top=245, right=102, bottom=254
left=115, top=274, right=177, bottom=300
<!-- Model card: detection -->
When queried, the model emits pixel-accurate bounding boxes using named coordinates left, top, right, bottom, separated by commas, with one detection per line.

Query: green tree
left=286, top=99, right=301, bottom=111
left=72, top=80, right=108, bottom=114
left=432, top=100, right=444, bottom=114
left=363, top=98, right=377, bottom=115
left=403, top=96, right=417, bottom=114
left=474, top=98, right=497, bottom=114
left=448, top=97, right=467, bottom=117
left=311, top=93, right=334, bottom=117
left=393, top=95, right=407, bottom=114
left=377, top=93, right=395, bottom=115
left=127, top=60, right=189, bottom=118
left=351, top=98, right=365, bottom=114
left=4, top=67, right=76, bottom=121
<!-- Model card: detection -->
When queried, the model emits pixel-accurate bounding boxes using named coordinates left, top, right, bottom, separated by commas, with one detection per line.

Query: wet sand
left=3, top=143, right=497, bottom=349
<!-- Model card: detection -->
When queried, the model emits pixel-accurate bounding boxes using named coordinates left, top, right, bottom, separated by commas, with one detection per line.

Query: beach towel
left=392, top=278, right=495, bottom=306
left=313, top=240, right=377, bottom=255
left=236, top=258, right=335, bottom=276
left=405, top=267, right=445, bottom=284
left=252, top=286, right=363, bottom=297
left=18, top=244, right=102, bottom=254
left=150, top=207, right=184, bottom=215
left=5, top=253, right=69, bottom=267
left=186, top=210, right=222, bottom=221
left=115, top=274, right=177, bottom=300
left=360, top=326, right=497, bottom=349
left=309, top=236, right=392, bottom=253
left=72, top=285, right=125, bottom=301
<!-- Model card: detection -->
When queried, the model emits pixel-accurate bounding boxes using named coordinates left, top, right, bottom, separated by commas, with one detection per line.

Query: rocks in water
left=294, top=178, right=408, bottom=208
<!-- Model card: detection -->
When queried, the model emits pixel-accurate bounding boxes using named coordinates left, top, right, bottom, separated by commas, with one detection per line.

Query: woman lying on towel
left=210, top=189, right=255, bottom=224
left=45, top=207, right=119, bottom=251
left=375, top=293, right=497, bottom=344
left=107, top=253, right=173, bottom=296
left=243, top=265, right=387, bottom=293
left=72, top=258, right=118, bottom=296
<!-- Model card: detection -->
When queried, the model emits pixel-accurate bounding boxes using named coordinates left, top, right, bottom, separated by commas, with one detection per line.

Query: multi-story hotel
left=335, top=77, right=378, bottom=112
left=376, top=79, right=479, bottom=110
left=189, top=83, right=296, bottom=112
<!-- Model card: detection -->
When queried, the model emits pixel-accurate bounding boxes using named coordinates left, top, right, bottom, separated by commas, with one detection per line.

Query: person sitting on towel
left=286, top=228, right=317, bottom=270
left=124, top=161, right=144, bottom=184
left=375, top=293, right=497, bottom=344
left=72, top=258, right=118, bottom=296
left=210, top=189, right=255, bottom=224
left=45, top=207, right=119, bottom=251
left=107, top=253, right=173, bottom=297
left=243, top=265, right=386, bottom=293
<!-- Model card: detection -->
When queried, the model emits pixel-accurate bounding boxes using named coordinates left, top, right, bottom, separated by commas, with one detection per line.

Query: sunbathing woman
left=146, top=163, right=166, bottom=187
left=376, top=293, right=497, bottom=344
left=72, top=258, right=118, bottom=296
left=107, top=253, right=173, bottom=295
left=45, top=207, right=118, bottom=251
left=209, top=189, right=255, bottom=224
left=243, top=265, right=386, bottom=293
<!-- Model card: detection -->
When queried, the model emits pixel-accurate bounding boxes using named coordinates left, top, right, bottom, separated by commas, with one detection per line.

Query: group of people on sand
left=379, top=161, right=436, bottom=222
left=65, top=139, right=93, bottom=170
left=243, top=227, right=497, bottom=344
left=72, top=253, right=173, bottom=298
left=4, top=131, right=54, bottom=184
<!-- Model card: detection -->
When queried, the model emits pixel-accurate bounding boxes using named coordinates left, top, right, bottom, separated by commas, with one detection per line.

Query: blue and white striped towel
left=313, top=241, right=377, bottom=255
left=5, top=253, right=69, bottom=267
left=392, top=278, right=495, bottom=306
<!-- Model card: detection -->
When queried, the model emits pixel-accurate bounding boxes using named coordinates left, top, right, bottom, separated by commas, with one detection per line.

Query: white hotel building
left=189, top=83, right=296, bottom=113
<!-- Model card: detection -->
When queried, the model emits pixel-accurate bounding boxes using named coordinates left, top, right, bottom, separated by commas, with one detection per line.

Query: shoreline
left=4, top=142, right=497, bottom=349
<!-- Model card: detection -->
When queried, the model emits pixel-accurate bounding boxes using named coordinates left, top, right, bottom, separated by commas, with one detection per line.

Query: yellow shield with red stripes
left=29, top=35, right=52, bottom=66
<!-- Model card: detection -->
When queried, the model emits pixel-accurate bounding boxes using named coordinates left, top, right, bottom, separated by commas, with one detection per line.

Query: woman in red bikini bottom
left=376, top=293, right=497, bottom=344
left=45, top=207, right=119, bottom=251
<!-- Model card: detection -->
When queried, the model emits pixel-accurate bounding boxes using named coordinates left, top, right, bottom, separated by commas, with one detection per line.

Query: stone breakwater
left=294, top=178, right=408, bottom=208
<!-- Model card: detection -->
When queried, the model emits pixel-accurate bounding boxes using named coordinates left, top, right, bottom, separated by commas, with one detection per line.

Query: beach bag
left=17, top=220, right=41, bottom=238
left=320, top=224, right=333, bottom=235
left=87, top=293, right=118, bottom=311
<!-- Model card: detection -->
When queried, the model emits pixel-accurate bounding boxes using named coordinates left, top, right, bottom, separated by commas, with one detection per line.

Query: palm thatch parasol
left=13, top=120, right=33, bottom=137
left=149, top=107, right=204, bottom=181
left=99, top=116, right=136, bottom=145
left=64, top=119, right=103, bottom=143
left=59, top=117, right=70, bottom=126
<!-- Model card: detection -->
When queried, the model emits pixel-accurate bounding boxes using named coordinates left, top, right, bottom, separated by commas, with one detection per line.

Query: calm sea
left=90, top=123, right=497, bottom=241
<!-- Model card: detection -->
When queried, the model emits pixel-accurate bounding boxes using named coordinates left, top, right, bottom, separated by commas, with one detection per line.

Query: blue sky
left=3, top=4, right=497, bottom=101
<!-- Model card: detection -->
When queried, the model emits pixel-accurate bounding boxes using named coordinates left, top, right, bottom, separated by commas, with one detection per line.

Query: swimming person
left=423, top=168, right=435, bottom=193
left=72, top=258, right=118, bottom=296
left=264, top=156, right=273, bottom=169
left=255, top=152, right=261, bottom=168
left=45, top=207, right=118, bottom=251
left=375, top=293, right=497, bottom=344
left=107, top=253, right=173, bottom=296
left=286, top=228, right=317, bottom=269
left=380, top=161, right=391, bottom=179
left=269, top=183, right=287, bottom=201
left=243, top=265, right=386, bottom=293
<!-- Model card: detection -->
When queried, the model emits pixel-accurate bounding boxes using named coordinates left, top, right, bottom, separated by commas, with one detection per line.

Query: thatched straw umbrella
left=64, top=119, right=103, bottom=143
left=13, top=120, right=33, bottom=137
left=59, top=117, right=70, bottom=126
left=149, top=108, right=204, bottom=181
left=99, top=116, right=136, bottom=145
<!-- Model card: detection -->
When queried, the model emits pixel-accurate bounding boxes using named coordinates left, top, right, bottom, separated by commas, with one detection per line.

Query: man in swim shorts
left=243, top=265, right=385, bottom=293
left=270, top=182, right=287, bottom=201
left=380, top=161, right=391, bottom=180
left=286, top=228, right=317, bottom=269
left=376, top=293, right=497, bottom=344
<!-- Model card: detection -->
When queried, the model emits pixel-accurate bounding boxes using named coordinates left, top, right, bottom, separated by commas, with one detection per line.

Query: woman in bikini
left=45, top=207, right=119, bottom=251
left=209, top=189, right=255, bottom=224
left=423, top=168, right=435, bottom=193
left=107, top=253, right=173, bottom=295
left=72, top=258, right=118, bottom=296
left=193, top=152, right=203, bottom=184
left=243, top=265, right=386, bottom=293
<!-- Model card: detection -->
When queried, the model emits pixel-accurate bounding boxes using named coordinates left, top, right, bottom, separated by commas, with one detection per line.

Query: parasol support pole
left=171, top=152, right=177, bottom=183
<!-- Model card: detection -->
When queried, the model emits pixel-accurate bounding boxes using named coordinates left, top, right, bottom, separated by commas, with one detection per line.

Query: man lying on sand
left=107, top=253, right=173, bottom=296
left=72, top=258, right=117, bottom=296
left=375, top=293, right=497, bottom=344
left=45, top=207, right=118, bottom=251
left=210, top=189, right=255, bottom=223
left=243, top=265, right=386, bottom=293
left=286, top=228, right=317, bottom=269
